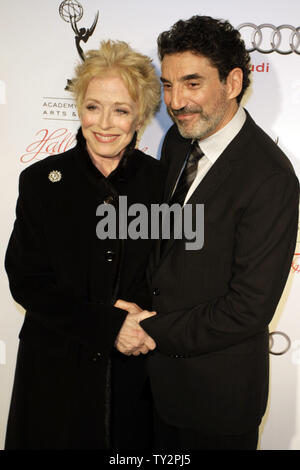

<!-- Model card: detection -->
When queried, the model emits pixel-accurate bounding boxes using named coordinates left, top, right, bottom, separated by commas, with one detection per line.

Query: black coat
left=142, top=111, right=299, bottom=436
left=5, top=129, right=165, bottom=449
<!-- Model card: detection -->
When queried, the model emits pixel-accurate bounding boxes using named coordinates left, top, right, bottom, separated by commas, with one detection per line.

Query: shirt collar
left=196, top=106, right=246, bottom=164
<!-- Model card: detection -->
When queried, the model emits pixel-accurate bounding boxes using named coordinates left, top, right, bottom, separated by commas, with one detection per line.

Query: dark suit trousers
left=153, top=409, right=258, bottom=450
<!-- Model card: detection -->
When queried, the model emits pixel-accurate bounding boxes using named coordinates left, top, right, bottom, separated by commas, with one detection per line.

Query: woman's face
left=81, top=73, right=140, bottom=168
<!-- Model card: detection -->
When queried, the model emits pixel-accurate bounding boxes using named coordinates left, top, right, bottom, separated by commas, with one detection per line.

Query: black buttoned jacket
left=5, top=129, right=164, bottom=449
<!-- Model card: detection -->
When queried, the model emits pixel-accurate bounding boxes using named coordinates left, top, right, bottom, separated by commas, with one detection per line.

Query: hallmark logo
left=292, top=253, right=300, bottom=274
left=20, top=128, right=76, bottom=164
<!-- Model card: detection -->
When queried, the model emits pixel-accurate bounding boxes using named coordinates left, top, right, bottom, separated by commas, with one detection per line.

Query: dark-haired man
left=117, top=15, right=299, bottom=450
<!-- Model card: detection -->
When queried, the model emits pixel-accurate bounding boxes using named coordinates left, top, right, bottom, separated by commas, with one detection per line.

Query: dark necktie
left=169, top=140, right=204, bottom=206
left=160, top=141, right=204, bottom=256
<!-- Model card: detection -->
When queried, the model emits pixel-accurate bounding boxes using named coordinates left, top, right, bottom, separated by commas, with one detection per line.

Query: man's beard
left=168, top=95, right=228, bottom=140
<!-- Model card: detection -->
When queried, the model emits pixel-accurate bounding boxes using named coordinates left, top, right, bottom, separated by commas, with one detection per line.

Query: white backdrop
left=1, top=0, right=300, bottom=450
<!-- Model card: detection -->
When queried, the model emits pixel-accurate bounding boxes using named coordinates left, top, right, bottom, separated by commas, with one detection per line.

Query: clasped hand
left=114, top=300, right=156, bottom=356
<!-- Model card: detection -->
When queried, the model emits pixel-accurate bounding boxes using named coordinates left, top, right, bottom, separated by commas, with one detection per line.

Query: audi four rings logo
left=269, top=331, right=291, bottom=355
left=238, top=23, right=300, bottom=54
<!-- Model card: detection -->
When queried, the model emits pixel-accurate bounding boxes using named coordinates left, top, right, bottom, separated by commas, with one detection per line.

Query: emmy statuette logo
left=59, top=0, right=99, bottom=89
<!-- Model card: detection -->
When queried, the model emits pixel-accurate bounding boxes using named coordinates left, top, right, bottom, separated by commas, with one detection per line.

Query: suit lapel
left=188, top=152, right=233, bottom=206
left=163, top=138, right=191, bottom=202
left=158, top=155, right=234, bottom=263
left=149, top=133, right=191, bottom=270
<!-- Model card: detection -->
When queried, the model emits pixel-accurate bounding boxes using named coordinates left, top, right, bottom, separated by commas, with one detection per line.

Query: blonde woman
left=5, top=40, right=164, bottom=450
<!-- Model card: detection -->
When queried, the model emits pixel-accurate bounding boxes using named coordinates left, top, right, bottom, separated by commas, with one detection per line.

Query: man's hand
left=114, top=300, right=157, bottom=356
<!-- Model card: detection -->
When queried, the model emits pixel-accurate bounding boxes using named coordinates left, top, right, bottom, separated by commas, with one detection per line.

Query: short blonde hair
left=71, top=40, right=161, bottom=126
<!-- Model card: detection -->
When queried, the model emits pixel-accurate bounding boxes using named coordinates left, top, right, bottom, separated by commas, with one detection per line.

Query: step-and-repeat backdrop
left=1, top=0, right=300, bottom=450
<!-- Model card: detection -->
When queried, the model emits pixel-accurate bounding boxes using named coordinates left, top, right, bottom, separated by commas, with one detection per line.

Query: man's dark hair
left=157, top=15, right=251, bottom=103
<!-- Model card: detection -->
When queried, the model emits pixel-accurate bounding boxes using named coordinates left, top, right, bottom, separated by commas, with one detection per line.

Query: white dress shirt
left=184, top=106, right=246, bottom=205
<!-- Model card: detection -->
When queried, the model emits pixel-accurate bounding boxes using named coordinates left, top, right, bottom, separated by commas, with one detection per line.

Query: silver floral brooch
left=48, top=170, right=62, bottom=183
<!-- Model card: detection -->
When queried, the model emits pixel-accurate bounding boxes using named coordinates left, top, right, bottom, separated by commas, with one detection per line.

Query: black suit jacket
left=141, top=111, right=299, bottom=435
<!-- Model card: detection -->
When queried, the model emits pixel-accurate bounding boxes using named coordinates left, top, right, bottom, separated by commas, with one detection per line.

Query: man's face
left=161, top=51, right=237, bottom=140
